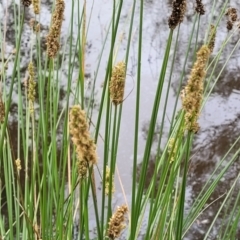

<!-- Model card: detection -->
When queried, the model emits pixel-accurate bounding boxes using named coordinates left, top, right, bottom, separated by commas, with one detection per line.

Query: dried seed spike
left=69, top=105, right=98, bottom=179
left=107, top=205, right=128, bottom=239
left=109, top=61, right=126, bottom=105
left=168, top=0, right=187, bottom=30
left=22, top=0, right=32, bottom=7
left=227, top=20, right=233, bottom=30
left=195, top=0, right=205, bottom=15
left=226, top=7, right=238, bottom=22
left=181, top=45, right=211, bottom=133
left=32, top=0, right=40, bottom=14
left=207, top=25, right=216, bottom=53
left=46, top=0, right=65, bottom=58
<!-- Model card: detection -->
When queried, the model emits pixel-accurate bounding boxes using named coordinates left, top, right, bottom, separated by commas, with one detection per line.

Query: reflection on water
left=1, top=0, right=240, bottom=239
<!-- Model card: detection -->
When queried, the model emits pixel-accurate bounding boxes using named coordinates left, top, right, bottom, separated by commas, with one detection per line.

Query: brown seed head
left=109, top=61, right=126, bottom=105
left=181, top=45, right=211, bottom=133
left=227, top=20, right=233, bottom=30
left=207, top=25, right=216, bottom=53
left=195, top=0, right=205, bottom=15
left=107, top=205, right=128, bottom=239
left=46, top=0, right=65, bottom=58
left=168, top=0, right=187, bottom=30
left=226, top=8, right=238, bottom=22
left=22, top=0, right=32, bottom=7
left=225, top=8, right=238, bottom=30
left=69, top=105, right=97, bottom=178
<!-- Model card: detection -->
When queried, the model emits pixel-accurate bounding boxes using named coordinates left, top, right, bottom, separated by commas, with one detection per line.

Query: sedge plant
left=0, top=0, right=240, bottom=239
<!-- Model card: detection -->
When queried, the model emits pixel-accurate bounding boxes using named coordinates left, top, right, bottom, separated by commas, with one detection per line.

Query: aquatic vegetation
left=0, top=0, right=240, bottom=239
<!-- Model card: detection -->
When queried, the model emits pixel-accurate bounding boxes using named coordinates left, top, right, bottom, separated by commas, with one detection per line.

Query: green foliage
left=0, top=0, right=240, bottom=239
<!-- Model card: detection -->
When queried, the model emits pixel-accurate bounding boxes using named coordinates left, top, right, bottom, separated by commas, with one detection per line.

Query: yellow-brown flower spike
left=168, top=0, right=187, bottom=30
left=22, top=0, right=32, bottom=7
left=46, top=0, right=65, bottom=58
left=195, top=0, right=205, bottom=15
left=107, top=205, right=128, bottom=239
left=69, top=105, right=97, bottom=178
left=109, top=61, right=126, bottom=105
left=28, top=62, right=36, bottom=113
left=104, top=166, right=115, bottom=195
left=15, top=158, right=22, bottom=171
left=181, top=45, right=211, bottom=133
left=32, top=0, right=40, bottom=14
left=30, top=19, right=41, bottom=33
left=168, top=138, right=177, bottom=163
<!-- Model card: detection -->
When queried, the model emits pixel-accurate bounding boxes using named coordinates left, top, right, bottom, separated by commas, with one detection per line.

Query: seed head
left=104, top=166, right=115, bottom=195
left=46, top=0, right=65, bottom=58
left=225, top=8, right=238, bottom=30
left=181, top=45, right=211, bottom=133
left=226, top=8, right=238, bottom=22
left=28, top=62, right=36, bottom=113
left=32, top=0, right=40, bottom=14
left=15, top=158, right=22, bottom=171
left=109, top=61, right=126, bottom=105
left=168, top=0, right=187, bottom=30
left=168, top=138, right=177, bottom=162
left=107, top=205, right=128, bottom=239
left=22, top=0, right=32, bottom=7
left=69, top=105, right=97, bottom=178
left=227, top=20, right=233, bottom=30
left=207, top=25, right=216, bottom=53
left=195, top=0, right=205, bottom=15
